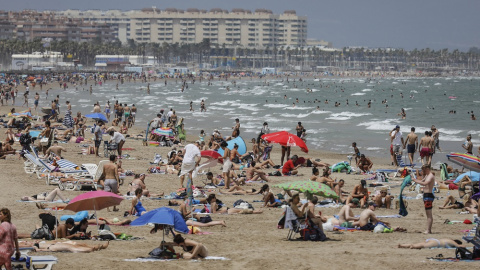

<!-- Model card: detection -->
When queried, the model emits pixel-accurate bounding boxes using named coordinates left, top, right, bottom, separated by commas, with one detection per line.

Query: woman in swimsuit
left=206, top=194, right=262, bottom=215
left=161, top=234, right=208, bottom=259
left=220, top=141, right=232, bottom=189
left=21, top=188, right=68, bottom=203
left=104, top=101, right=111, bottom=121
left=179, top=201, right=226, bottom=228
left=129, top=188, right=147, bottom=216
left=398, top=238, right=464, bottom=249
left=24, top=240, right=109, bottom=253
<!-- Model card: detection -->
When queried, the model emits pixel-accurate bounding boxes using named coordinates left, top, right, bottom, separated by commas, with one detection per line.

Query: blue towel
left=398, top=175, right=411, bottom=217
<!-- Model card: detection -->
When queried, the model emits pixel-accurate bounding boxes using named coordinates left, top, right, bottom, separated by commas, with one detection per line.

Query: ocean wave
left=362, top=89, right=372, bottom=92
left=351, top=92, right=366, bottom=96
left=357, top=119, right=398, bottom=131
left=327, top=112, right=372, bottom=121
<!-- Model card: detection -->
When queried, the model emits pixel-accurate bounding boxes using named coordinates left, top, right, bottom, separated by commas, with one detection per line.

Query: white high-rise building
left=55, top=8, right=307, bottom=48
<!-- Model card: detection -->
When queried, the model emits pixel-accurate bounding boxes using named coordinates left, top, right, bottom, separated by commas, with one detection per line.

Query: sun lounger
left=11, top=255, right=58, bottom=270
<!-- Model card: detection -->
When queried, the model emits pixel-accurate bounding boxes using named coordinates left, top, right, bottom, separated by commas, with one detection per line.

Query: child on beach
left=352, top=142, right=360, bottom=164
left=199, top=130, right=206, bottom=142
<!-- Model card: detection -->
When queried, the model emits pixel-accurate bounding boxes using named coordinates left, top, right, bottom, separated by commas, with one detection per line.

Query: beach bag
left=39, top=137, right=49, bottom=146
left=98, top=229, right=116, bottom=240
left=301, top=227, right=326, bottom=242
left=149, top=247, right=178, bottom=259
left=31, top=225, right=54, bottom=240
left=19, top=133, right=32, bottom=146
left=199, top=215, right=213, bottom=224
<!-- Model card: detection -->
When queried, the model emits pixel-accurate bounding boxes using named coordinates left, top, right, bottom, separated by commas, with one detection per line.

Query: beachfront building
left=0, top=10, right=114, bottom=42
left=54, top=8, right=307, bottom=48
left=94, top=55, right=156, bottom=70
left=10, top=51, right=69, bottom=70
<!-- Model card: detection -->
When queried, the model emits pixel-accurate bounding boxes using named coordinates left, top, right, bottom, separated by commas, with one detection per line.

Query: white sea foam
left=434, top=83, right=442, bottom=86
left=362, top=89, right=372, bottom=92
left=357, top=119, right=398, bottom=131
left=326, top=112, right=371, bottom=121
left=351, top=92, right=366, bottom=96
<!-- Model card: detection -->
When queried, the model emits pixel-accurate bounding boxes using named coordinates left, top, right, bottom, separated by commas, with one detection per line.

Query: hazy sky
left=4, top=0, right=479, bottom=50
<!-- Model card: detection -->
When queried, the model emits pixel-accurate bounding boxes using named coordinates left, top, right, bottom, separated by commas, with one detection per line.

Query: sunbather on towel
left=358, top=202, right=389, bottom=230
left=206, top=194, right=262, bottom=214
left=20, top=240, right=109, bottom=253
left=161, top=234, right=208, bottom=260
left=219, top=186, right=261, bottom=195
left=179, top=201, right=226, bottom=228
left=373, top=188, right=392, bottom=209
left=337, top=201, right=360, bottom=228
left=398, top=238, right=464, bottom=249
left=439, top=195, right=475, bottom=209
left=21, top=188, right=68, bottom=203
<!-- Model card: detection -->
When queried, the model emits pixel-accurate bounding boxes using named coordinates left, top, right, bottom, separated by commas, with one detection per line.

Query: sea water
left=35, top=76, right=480, bottom=165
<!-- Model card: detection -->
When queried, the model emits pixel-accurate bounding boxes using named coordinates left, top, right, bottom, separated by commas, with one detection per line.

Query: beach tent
left=217, top=136, right=247, bottom=156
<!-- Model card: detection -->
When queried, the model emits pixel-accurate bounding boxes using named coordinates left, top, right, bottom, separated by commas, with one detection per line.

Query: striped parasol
left=446, top=153, right=480, bottom=171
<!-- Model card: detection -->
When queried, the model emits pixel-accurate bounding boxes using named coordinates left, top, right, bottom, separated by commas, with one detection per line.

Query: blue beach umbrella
left=85, top=113, right=108, bottom=123
left=453, top=171, right=480, bottom=184
left=130, top=207, right=189, bottom=234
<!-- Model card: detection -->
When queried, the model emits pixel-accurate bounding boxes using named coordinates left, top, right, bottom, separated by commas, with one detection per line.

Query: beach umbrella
left=130, top=207, right=189, bottom=241
left=274, top=180, right=338, bottom=199
left=8, top=111, right=33, bottom=121
left=261, top=131, right=308, bottom=153
left=201, top=150, right=223, bottom=164
left=64, top=190, right=124, bottom=230
left=453, top=171, right=480, bottom=184
left=217, top=136, right=247, bottom=156
left=152, top=127, right=174, bottom=139
left=85, top=113, right=108, bottom=123
left=446, top=153, right=480, bottom=171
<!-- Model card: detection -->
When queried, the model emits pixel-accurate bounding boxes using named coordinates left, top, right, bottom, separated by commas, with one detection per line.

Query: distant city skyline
left=3, top=0, right=479, bottom=51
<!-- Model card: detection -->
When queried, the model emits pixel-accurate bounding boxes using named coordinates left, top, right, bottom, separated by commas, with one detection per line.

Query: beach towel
left=284, top=207, right=298, bottom=230
left=398, top=175, right=412, bottom=217
left=124, top=256, right=229, bottom=262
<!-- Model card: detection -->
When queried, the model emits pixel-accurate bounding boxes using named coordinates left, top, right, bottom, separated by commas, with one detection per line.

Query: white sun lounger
left=11, top=255, right=58, bottom=270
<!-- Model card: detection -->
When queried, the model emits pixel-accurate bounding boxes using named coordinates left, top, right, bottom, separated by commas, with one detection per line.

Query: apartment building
left=56, top=8, right=307, bottom=48
left=0, top=10, right=114, bottom=42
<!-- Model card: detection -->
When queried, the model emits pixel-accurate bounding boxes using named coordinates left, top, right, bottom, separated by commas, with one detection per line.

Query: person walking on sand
left=404, top=127, right=418, bottom=166
left=391, top=125, right=404, bottom=166
left=179, top=141, right=201, bottom=188
left=431, top=125, right=441, bottom=152
left=101, top=155, right=120, bottom=211
left=0, top=208, right=20, bottom=270
left=412, top=165, right=435, bottom=234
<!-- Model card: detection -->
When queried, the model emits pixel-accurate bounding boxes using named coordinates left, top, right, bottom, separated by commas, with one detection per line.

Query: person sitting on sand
left=357, top=154, right=373, bottom=173
left=130, top=188, right=147, bottom=216
left=161, top=234, right=208, bottom=260
left=22, top=240, right=109, bottom=253
left=358, top=202, right=390, bottom=230
left=0, top=142, right=16, bottom=159
left=398, top=238, right=464, bottom=249
left=310, top=167, right=335, bottom=188
left=346, top=180, right=369, bottom=208
left=179, top=201, right=226, bottom=228
left=120, top=121, right=128, bottom=135
left=206, top=194, right=262, bottom=214
left=282, top=155, right=300, bottom=175
left=128, top=174, right=163, bottom=197
left=439, top=195, right=468, bottom=209
left=373, top=188, right=392, bottom=209
left=300, top=196, right=326, bottom=231
left=260, top=184, right=282, bottom=207
left=244, top=161, right=269, bottom=182
left=337, top=201, right=360, bottom=228
left=21, top=188, right=68, bottom=203
left=334, top=179, right=349, bottom=204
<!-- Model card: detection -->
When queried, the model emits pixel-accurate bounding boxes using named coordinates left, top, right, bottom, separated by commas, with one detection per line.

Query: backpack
left=31, top=224, right=54, bottom=240
left=20, top=133, right=32, bottom=146
left=149, top=247, right=179, bottom=259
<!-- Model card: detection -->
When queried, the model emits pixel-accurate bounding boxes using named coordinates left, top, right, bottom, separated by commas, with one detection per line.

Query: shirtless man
left=102, top=155, right=120, bottom=211
left=45, top=141, right=67, bottom=158
left=232, top=118, right=240, bottom=138
left=295, top=122, right=304, bottom=138
left=431, top=125, right=441, bottom=152
left=34, top=92, right=40, bottom=111
left=334, top=179, right=349, bottom=204
left=462, top=134, right=473, bottom=155
left=418, top=131, right=432, bottom=166
left=337, top=202, right=360, bottom=228
left=245, top=161, right=269, bottom=182
left=404, top=127, right=418, bottom=166
left=356, top=154, right=373, bottom=173
left=413, top=164, right=435, bottom=234
left=358, top=201, right=390, bottom=230
left=0, top=142, right=15, bottom=159
left=346, top=180, right=368, bottom=208
left=54, top=218, right=75, bottom=239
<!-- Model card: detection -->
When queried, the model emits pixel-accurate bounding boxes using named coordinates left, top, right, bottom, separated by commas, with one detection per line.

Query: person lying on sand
left=20, top=240, right=109, bottom=253
left=160, top=234, right=208, bottom=260
left=179, top=201, right=226, bottom=228
left=398, top=238, right=464, bottom=249
left=21, top=188, right=68, bottom=203
left=206, top=194, right=262, bottom=214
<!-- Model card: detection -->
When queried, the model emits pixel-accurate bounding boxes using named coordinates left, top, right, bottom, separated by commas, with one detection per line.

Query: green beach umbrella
left=274, top=180, right=339, bottom=200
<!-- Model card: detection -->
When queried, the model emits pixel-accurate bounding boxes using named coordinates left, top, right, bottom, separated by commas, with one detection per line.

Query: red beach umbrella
left=261, top=131, right=309, bottom=153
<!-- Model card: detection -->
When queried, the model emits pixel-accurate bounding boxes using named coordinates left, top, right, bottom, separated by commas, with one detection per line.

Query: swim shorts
left=420, top=147, right=430, bottom=158
left=104, top=179, right=118, bottom=194
left=393, top=144, right=401, bottom=154
left=423, top=192, right=435, bottom=210
left=94, top=140, right=101, bottom=148
left=359, top=223, right=376, bottom=231
left=448, top=183, right=458, bottom=190
left=341, top=222, right=353, bottom=228
left=306, top=159, right=313, bottom=167
left=407, top=144, right=415, bottom=154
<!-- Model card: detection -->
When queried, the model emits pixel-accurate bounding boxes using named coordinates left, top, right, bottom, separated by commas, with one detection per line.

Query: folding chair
left=284, top=206, right=306, bottom=240
left=103, top=140, right=118, bottom=158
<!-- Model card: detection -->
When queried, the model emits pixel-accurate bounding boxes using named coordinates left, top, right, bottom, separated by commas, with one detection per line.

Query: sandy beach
left=0, top=92, right=477, bottom=269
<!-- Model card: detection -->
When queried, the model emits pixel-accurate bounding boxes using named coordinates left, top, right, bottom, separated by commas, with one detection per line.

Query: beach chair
left=11, top=255, right=58, bottom=270
left=23, top=152, right=45, bottom=175
left=284, top=206, right=306, bottom=240
left=103, top=140, right=118, bottom=158
left=395, top=152, right=416, bottom=168
left=57, top=162, right=104, bottom=191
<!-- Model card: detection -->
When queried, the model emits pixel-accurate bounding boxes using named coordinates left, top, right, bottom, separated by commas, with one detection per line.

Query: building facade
left=56, top=8, right=307, bottom=48
left=0, top=10, right=114, bottom=42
